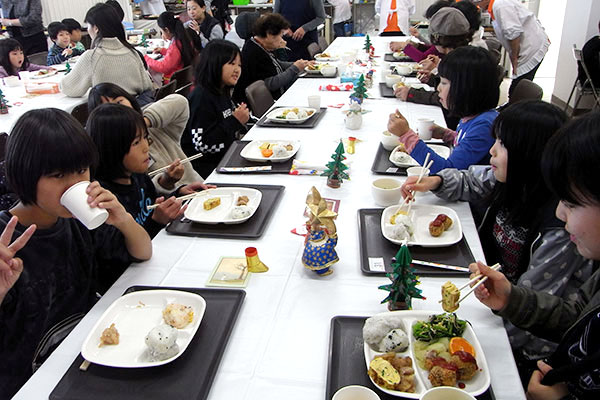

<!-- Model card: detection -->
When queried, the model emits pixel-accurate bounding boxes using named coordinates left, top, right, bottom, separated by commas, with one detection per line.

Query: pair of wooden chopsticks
left=146, top=191, right=207, bottom=210
left=396, top=153, right=434, bottom=214
left=147, top=153, right=203, bottom=177
left=439, top=263, right=501, bottom=305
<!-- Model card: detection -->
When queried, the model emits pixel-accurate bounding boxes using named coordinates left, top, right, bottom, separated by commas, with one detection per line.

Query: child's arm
left=0, top=216, right=36, bottom=305
left=145, top=45, right=181, bottom=75
left=46, top=46, right=67, bottom=66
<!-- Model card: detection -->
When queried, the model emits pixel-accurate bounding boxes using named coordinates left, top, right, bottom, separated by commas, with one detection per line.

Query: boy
left=46, top=22, right=84, bottom=66
left=61, top=18, right=86, bottom=52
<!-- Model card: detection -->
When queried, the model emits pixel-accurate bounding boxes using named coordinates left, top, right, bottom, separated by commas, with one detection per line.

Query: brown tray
left=357, top=208, right=475, bottom=276
left=215, top=140, right=293, bottom=174
left=50, top=286, right=245, bottom=400
left=256, top=106, right=327, bottom=128
left=379, top=82, right=396, bottom=98
left=326, top=316, right=496, bottom=400
left=166, top=183, right=284, bottom=239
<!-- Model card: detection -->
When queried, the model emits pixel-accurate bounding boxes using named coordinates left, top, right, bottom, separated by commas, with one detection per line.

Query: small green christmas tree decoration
left=64, top=61, right=71, bottom=75
left=321, top=140, right=349, bottom=188
left=350, top=74, right=368, bottom=102
left=363, top=34, right=372, bottom=53
left=141, top=33, right=149, bottom=48
left=0, top=89, right=10, bottom=114
left=379, top=244, right=426, bottom=310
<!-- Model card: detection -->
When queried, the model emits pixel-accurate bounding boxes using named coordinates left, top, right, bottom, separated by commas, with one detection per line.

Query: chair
left=307, top=42, right=321, bottom=59
left=245, top=80, right=274, bottom=118
left=484, top=37, right=502, bottom=65
left=496, top=64, right=506, bottom=85
left=154, top=79, right=178, bottom=101
left=170, top=66, right=193, bottom=90
left=318, top=36, right=329, bottom=52
left=71, top=103, right=89, bottom=127
left=28, top=51, right=48, bottom=66
left=564, top=44, right=600, bottom=115
left=510, top=79, right=543, bottom=103
left=175, top=82, right=192, bottom=98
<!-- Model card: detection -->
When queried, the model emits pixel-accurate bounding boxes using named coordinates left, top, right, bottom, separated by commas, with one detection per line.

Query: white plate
left=389, top=144, right=450, bottom=168
left=30, top=69, right=58, bottom=79
left=81, top=290, right=206, bottom=368
left=314, top=53, right=339, bottom=61
left=265, top=107, right=318, bottom=124
left=183, top=187, right=262, bottom=224
left=240, top=140, right=301, bottom=163
left=381, top=204, right=462, bottom=247
left=363, top=310, right=491, bottom=399
left=304, top=65, right=323, bottom=74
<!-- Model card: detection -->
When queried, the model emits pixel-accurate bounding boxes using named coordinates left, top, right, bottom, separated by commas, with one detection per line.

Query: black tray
left=215, top=140, right=293, bottom=174
left=256, top=106, right=327, bottom=128
left=326, top=316, right=495, bottom=400
left=50, top=286, right=246, bottom=400
left=379, top=82, right=396, bottom=98
left=371, top=143, right=408, bottom=176
left=384, top=52, right=414, bottom=63
left=357, top=208, right=475, bottom=276
left=299, top=71, right=339, bottom=79
left=166, top=183, right=284, bottom=239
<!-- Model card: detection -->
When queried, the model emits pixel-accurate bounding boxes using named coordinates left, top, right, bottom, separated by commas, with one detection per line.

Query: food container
left=381, top=130, right=401, bottom=151
left=321, top=65, right=337, bottom=77
left=385, top=74, right=404, bottom=88
left=3, top=76, right=20, bottom=87
left=25, top=82, right=60, bottom=94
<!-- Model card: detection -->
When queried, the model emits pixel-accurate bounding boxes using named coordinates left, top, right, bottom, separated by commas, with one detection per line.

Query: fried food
left=237, top=195, right=249, bottom=206
left=162, top=303, right=194, bottom=329
left=368, top=353, right=416, bottom=393
left=441, top=281, right=460, bottom=313
left=429, top=214, right=453, bottom=237
left=429, top=364, right=458, bottom=387
left=203, top=197, right=221, bottom=210
left=451, top=351, right=478, bottom=380
left=99, top=323, right=119, bottom=346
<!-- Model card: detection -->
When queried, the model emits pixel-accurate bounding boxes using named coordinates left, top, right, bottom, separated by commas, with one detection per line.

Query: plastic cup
left=60, top=181, right=109, bottom=230
left=420, top=387, right=476, bottom=400
left=308, top=95, right=321, bottom=110
left=416, top=118, right=434, bottom=140
left=332, top=385, right=380, bottom=400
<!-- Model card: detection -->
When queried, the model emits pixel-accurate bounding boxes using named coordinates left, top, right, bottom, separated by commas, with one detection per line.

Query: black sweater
left=182, top=85, right=246, bottom=179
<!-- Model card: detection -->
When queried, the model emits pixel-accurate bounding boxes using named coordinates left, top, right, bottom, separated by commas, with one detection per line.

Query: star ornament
left=305, top=186, right=337, bottom=235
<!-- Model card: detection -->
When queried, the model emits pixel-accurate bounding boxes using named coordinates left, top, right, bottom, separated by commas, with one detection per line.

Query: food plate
left=363, top=310, right=490, bottom=398
left=68, top=55, right=80, bottom=64
left=30, top=69, right=58, bottom=79
left=239, top=140, right=301, bottom=163
left=314, top=53, right=339, bottom=61
left=183, top=187, right=262, bottom=224
left=381, top=204, right=462, bottom=247
left=389, top=144, right=450, bottom=168
left=265, top=107, right=317, bottom=124
left=304, top=64, right=323, bottom=74
left=81, top=290, right=206, bottom=368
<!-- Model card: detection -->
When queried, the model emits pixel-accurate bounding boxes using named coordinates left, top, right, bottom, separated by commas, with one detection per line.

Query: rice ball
left=390, top=224, right=411, bottom=241
left=145, top=325, right=180, bottom=361
left=394, top=214, right=414, bottom=234
left=272, top=145, right=288, bottom=157
left=296, top=109, right=308, bottom=119
left=378, top=328, right=409, bottom=352
left=163, top=303, right=194, bottom=329
left=393, top=152, right=412, bottom=164
left=231, top=205, right=252, bottom=219
left=286, top=111, right=298, bottom=120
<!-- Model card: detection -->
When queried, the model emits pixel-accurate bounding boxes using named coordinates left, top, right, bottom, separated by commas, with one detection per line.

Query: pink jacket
left=144, top=39, right=184, bottom=83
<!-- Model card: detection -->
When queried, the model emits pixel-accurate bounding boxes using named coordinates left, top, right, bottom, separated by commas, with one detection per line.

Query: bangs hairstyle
left=491, top=100, right=567, bottom=224
left=542, top=111, right=600, bottom=206
left=86, top=103, right=149, bottom=181
left=0, top=38, right=29, bottom=76
left=88, top=82, right=142, bottom=114
left=48, top=22, right=69, bottom=41
left=5, top=109, right=98, bottom=205
left=438, top=46, right=499, bottom=117
left=61, top=18, right=82, bottom=33
left=195, top=39, right=241, bottom=95
left=253, top=13, right=290, bottom=38
left=158, top=11, right=195, bottom=67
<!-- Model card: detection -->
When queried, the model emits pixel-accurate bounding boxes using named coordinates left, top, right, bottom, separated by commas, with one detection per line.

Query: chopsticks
left=146, top=191, right=207, bottom=210
left=147, top=153, right=203, bottom=177
left=438, top=263, right=501, bottom=305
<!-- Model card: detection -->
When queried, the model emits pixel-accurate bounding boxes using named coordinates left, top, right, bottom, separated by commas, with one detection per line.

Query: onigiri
left=231, top=205, right=252, bottom=219
left=378, top=328, right=409, bottom=352
left=145, top=325, right=180, bottom=361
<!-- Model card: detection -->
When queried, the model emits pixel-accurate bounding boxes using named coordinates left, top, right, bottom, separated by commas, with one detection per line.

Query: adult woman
left=388, top=46, right=499, bottom=174
left=61, top=3, right=154, bottom=105
left=0, top=0, right=46, bottom=55
left=184, top=0, right=224, bottom=50
left=233, top=13, right=311, bottom=105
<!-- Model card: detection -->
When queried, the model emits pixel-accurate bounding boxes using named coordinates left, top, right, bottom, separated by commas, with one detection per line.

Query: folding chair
left=170, top=66, right=193, bottom=90
left=307, top=42, right=321, bottom=59
left=509, top=79, right=543, bottom=103
left=318, top=36, right=329, bottom=52
left=28, top=51, right=48, bottom=65
left=154, top=79, right=178, bottom=101
left=71, top=103, right=89, bottom=127
left=564, top=44, right=600, bottom=115
left=175, top=82, right=193, bottom=98
left=245, top=80, right=274, bottom=118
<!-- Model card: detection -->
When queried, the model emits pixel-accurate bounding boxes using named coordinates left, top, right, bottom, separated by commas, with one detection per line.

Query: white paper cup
left=406, top=166, right=430, bottom=198
left=4, top=76, right=20, bottom=87
left=332, top=385, right=381, bottom=400
left=308, top=95, right=321, bottom=109
left=372, top=178, right=403, bottom=206
left=416, top=118, right=434, bottom=140
left=420, top=387, right=476, bottom=400
left=60, top=181, right=109, bottom=230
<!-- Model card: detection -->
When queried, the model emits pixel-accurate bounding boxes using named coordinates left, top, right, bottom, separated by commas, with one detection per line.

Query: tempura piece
left=162, top=303, right=194, bottom=329
left=99, top=323, right=119, bottom=347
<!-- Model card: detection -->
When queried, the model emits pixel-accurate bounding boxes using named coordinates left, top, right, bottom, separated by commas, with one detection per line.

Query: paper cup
left=4, top=76, right=20, bottom=87
left=60, top=181, right=109, bottom=230
left=420, top=387, right=476, bottom=400
left=416, top=118, right=434, bottom=140
left=406, top=166, right=430, bottom=197
left=308, top=95, right=321, bottom=109
left=371, top=178, right=403, bottom=206
left=332, top=385, right=380, bottom=400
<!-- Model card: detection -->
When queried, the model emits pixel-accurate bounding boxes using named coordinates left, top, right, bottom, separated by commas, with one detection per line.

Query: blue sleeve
left=410, top=115, right=495, bottom=174
left=46, top=46, right=66, bottom=65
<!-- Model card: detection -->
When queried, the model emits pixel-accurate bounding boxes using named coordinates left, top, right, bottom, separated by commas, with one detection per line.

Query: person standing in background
left=0, top=0, right=47, bottom=55
left=375, top=0, right=415, bottom=36
left=136, top=0, right=166, bottom=16
left=328, top=0, right=351, bottom=39
left=273, top=0, right=325, bottom=61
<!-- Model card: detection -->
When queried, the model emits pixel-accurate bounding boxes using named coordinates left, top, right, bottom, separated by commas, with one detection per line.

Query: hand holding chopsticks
left=438, top=263, right=501, bottom=308
left=148, top=153, right=203, bottom=178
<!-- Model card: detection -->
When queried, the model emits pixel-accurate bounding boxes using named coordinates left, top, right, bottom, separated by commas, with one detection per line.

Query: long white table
left=15, top=37, right=525, bottom=399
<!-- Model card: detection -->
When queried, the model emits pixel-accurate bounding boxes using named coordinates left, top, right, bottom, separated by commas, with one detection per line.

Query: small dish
left=30, top=69, right=58, bottom=79
left=184, top=187, right=262, bottom=224
left=265, top=107, right=317, bottom=124
left=239, top=140, right=301, bottom=163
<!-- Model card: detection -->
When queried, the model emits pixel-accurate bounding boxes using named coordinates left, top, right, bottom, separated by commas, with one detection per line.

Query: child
left=388, top=46, right=499, bottom=174
left=401, top=101, right=593, bottom=380
left=0, top=108, right=152, bottom=399
left=61, top=18, right=87, bottom=52
left=86, top=103, right=212, bottom=239
left=145, top=11, right=195, bottom=84
left=46, top=22, right=85, bottom=66
left=182, top=39, right=248, bottom=179
left=471, top=111, right=600, bottom=400
left=87, top=82, right=203, bottom=192
left=0, top=38, right=49, bottom=78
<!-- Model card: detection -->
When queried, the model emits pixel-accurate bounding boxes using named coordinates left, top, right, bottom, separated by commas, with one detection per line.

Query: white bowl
left=333, top=385, right=381, bottom=400
left=3, top=76, right=20, bottom=87
left=321, top=65, right=337, bottom=77
left=381, top=130, right=401, bottom=151
left=385, top=74, right=404, bottom=88
left=420, top=387, right=476, bottom=400
left=372, top=178, right=403, bottom=206
left=393, top=64, right=413, bottom=76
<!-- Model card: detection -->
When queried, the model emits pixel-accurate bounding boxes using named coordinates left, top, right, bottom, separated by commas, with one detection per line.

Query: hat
left=429, top=8, right=470, bottom=36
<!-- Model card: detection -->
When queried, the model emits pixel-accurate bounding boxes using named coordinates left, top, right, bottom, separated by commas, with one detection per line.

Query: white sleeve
left=493, top=2, right=524, bottom=41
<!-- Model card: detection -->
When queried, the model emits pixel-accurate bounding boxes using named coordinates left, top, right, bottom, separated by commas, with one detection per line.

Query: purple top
left=0, top=63, right=46, bottom=78
left=403, top=44, right=442, bottom=63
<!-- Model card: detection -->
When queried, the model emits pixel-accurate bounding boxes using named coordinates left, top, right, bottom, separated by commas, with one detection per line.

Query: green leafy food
left=412, top=313, right=467, bottom=341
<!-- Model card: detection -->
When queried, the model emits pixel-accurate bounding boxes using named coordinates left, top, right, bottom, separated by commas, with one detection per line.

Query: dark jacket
left=1, top=0, right=43, bottom=37
left=579, top=35, right=600, bottom=88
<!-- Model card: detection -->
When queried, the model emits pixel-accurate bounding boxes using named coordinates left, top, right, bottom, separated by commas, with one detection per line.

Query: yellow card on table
left=206, top=257, right=250, bottom=288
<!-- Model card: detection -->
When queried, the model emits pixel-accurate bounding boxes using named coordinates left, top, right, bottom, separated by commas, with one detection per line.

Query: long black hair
left=195, top=39, right=240, bottom=95
left=88, top=82, right=142, bottom=114
left=157, top=11, right=195, bottom=67
left=0, top=39, right=30, bottom=76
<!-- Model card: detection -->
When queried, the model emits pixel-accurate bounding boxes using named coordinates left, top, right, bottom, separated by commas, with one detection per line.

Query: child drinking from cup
left=0, top=38, right=50, bottom=78
left=0, top=109, right=152, bottom=399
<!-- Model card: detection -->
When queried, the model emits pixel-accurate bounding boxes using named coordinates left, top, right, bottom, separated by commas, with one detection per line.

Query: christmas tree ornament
left=363, top=34, right=372, bottom=54
left=379, top=244, right=426, bottom=310
left=302, top=187, right=339, bottom=276
left=141, top=33, right=149, bottom=48
left=64, top=61, right=71, bottom=75
left=0, top=89, right=10, bottom=114
left=322, top=140, right=350, bottom=188
left=350, top=74, right=368, bottom=102
left=245, top=247, right=269, bottom=273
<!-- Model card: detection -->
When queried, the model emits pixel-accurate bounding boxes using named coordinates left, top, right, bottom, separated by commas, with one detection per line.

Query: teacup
left=385, top=74, right=404, bottom=88
left=321, top=65, right=337, bottom=77
left=419, top=387, right=476, bottom=400
left=372, top=178, right=403, bottom=206
left=393, top=64, right=413, bottom=76
left=332, top=385, right=381, bottom=400
left=381, top=130, right=401, bottom=151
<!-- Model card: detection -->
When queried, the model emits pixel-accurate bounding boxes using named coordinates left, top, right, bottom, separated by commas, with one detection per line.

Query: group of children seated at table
left=0, top=1, right=599, bottom=399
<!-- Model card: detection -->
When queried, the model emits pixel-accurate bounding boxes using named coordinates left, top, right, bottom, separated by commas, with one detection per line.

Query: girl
left=470, top=111, right=600, bottom=400
left=401, top=101, right=592, bottom=381
left=145, top=11, right=195, bottom=84
left=0, top=38, right=49, bottom=78
left=185, top=0, right=224, bottom=51
left=86, top=103, right=211, bottom=239
left=182, top=39, right=248, bottom=179
left=388, top=45, right=499, bottom=174
left=87, top=82, right=203, bottom=193
left=61, top=3, right=155, bottom=105
left=0, top=108, right=152, bottom=399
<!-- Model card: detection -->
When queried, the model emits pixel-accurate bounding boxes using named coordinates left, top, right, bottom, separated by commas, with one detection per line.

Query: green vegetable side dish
left=412, top=313, right=467, bottom=341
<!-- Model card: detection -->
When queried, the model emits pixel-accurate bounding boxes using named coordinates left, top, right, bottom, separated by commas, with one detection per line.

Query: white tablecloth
left=14, top=37, right=525, bottom=400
